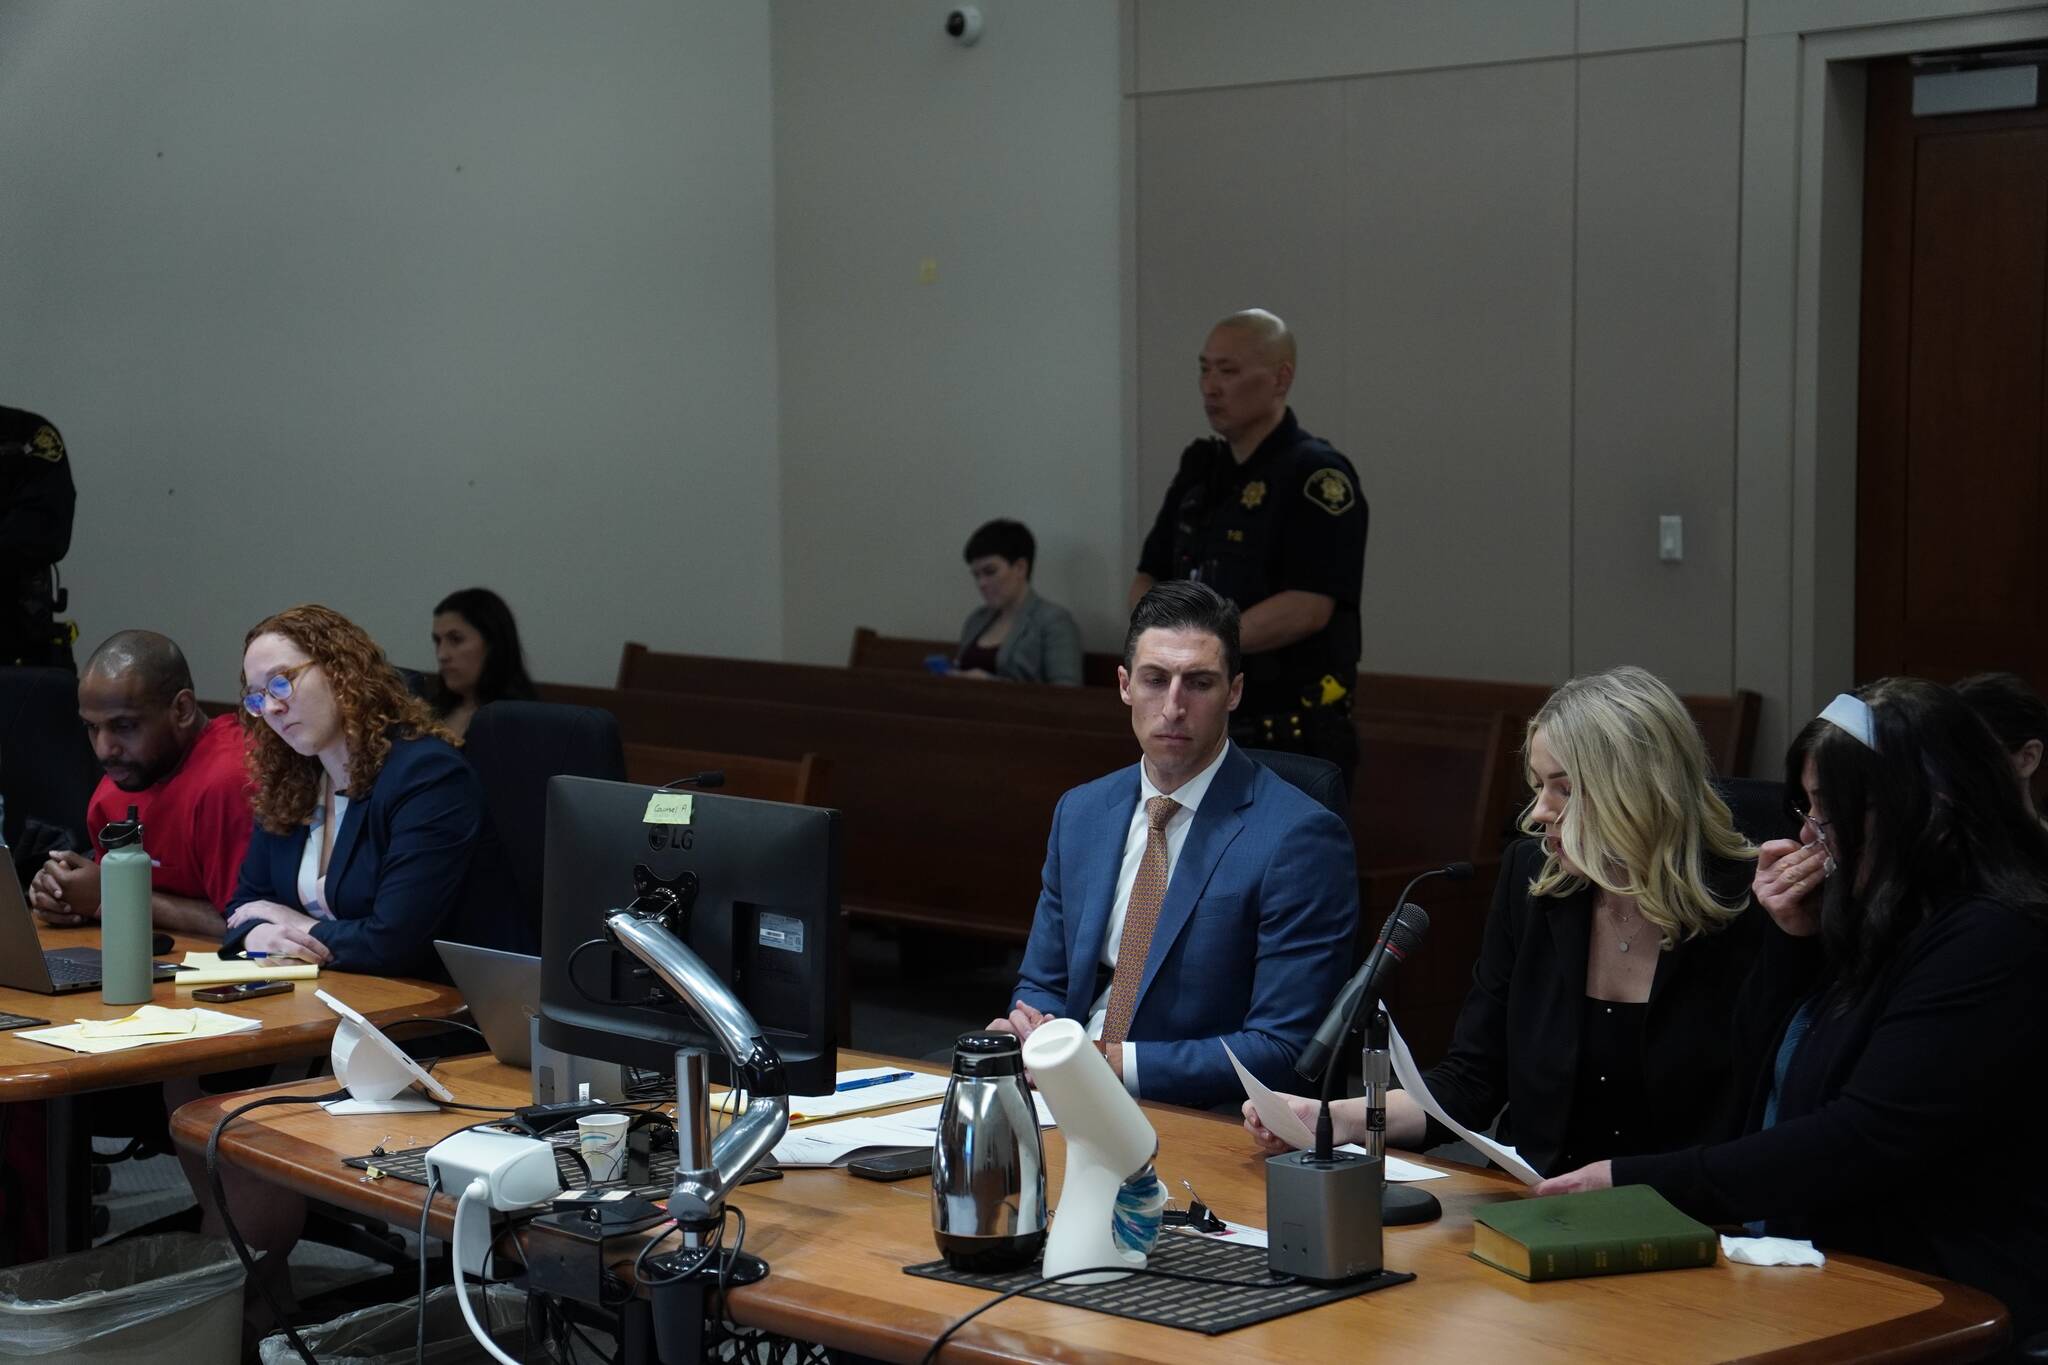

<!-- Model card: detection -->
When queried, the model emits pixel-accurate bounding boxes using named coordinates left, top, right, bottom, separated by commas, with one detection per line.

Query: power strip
left=424, top=1130, right=562, bottom=1276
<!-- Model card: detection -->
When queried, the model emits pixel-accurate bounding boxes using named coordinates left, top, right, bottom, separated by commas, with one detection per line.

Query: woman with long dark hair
left=429, top=586, right=537, bottom=737
left=1538, top=678, right=2048, bottom=1340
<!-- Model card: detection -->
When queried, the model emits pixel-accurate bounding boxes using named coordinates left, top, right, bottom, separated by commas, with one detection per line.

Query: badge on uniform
left=28, top=426, right=64, bottom=463
left=1240, top=480, right=1266, bottom=510
left=1305, top=467, right=1354, bottom=516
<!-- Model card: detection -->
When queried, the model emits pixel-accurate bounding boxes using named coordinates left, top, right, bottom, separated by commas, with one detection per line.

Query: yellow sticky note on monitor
left=643, top=792, right=693, bottom=825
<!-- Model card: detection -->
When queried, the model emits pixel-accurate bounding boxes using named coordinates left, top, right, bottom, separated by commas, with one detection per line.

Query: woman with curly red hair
left=222, top=603, right=483, bottom=975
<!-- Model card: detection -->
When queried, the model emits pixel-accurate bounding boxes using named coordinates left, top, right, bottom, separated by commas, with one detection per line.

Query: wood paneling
left=1858, top=58, right=2048, bottom=692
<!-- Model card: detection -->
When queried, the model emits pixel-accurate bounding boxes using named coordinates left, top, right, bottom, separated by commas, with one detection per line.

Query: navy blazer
left=1012, top=743, right=1356, bottom=1108
left=223, top=734, right=482, bottom=977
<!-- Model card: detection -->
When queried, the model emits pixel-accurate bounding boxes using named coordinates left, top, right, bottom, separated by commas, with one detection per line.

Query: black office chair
left=458, top=699, right=626, bottom=954
left=0, top=665, right=98, bottom=884
left=1242, top=747, right=1349, bottom=824
left=1715, top=777, right=1797, bottom=847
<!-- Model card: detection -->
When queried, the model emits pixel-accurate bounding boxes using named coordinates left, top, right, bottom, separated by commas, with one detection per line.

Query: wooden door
left=1857, top=57, right=2048, bottom=692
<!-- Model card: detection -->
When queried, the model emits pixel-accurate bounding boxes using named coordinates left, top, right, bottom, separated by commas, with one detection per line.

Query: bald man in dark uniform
left=0, top=406, right=77, bottom=669
left=1131, top=311, right=1368, bottom=788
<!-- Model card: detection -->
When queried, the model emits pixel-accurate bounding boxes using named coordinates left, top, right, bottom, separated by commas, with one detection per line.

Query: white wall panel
left=1344, top=61, right=1577, bottom=681
left=1132, top=82, right=1351, bottom=569
left=1571, top=44, right=1745, bottom=693
left=1132, top=0, right=1574, bottom=93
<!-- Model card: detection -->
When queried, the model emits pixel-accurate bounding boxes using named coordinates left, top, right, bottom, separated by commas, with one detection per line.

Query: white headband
left=1818, top=693, right=1875, bottom=749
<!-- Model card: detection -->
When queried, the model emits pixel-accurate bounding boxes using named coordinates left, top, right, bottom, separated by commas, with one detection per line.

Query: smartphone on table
left=846, top=1147, right=933, bottom=1181
left=192, top=980, right=295, bottom=1004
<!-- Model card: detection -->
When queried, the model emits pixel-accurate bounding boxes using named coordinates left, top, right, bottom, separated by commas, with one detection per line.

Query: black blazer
left=1617, top=897, right=2048, bottom=1342
left=224, top=734, right=482, bottom=977
left=1422, top=838, right=1793, bottom=1178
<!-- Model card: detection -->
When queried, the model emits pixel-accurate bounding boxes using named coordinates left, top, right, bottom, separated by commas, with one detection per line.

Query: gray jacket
left=956, top=591, right=1085, bottom=686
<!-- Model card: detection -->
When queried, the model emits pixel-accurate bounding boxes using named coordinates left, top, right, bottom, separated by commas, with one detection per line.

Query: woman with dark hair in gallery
left=429, top=586, right=538, bottom=737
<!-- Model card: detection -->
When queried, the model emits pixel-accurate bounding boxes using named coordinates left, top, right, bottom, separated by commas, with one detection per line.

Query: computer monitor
left=537, top=774, right=842, bottom=1096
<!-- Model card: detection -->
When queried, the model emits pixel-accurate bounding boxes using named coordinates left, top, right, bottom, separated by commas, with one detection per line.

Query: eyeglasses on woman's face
left=242, top=660, right=317, bottom=717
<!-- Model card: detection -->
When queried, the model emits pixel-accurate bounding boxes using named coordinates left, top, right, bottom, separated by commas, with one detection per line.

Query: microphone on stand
left=661, top=770, right=726, bottom=791
left=1296, top=861, right=1472, bottom=1085
left=1266, top=861, right=1472, bottom=1281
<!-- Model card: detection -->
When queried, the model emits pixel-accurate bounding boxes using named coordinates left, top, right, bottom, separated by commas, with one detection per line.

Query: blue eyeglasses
left=242, top=661, right=316, bottom=717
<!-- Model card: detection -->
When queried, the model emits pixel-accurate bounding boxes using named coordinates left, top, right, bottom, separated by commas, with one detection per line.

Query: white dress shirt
left=1088, top=739, right=1232, bottom=1095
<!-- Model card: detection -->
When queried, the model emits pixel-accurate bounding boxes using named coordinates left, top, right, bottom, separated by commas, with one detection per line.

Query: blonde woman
left=1247, top=666, right=1794, bottom=1177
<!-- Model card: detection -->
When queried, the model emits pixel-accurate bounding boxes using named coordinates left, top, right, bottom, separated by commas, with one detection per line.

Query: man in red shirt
left=29, top=631, right=252, bottom=937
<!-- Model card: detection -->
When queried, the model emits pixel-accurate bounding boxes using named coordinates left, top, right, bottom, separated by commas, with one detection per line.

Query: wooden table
left=6, top=925, right=463, bottom=1255
left=173, top=1052, right=2008, bottom=1363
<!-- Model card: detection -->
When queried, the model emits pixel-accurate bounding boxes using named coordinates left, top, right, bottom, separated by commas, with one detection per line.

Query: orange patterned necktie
left=1101, top=795, right=1179, bottom=1047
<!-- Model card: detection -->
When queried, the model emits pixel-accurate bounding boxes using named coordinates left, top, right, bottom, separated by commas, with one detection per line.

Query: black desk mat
left=906, top=1229, right=1413, bottom=1335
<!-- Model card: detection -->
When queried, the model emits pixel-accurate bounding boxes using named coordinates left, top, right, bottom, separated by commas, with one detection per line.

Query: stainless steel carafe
left=932, top=1031, right=1047, bottom=1271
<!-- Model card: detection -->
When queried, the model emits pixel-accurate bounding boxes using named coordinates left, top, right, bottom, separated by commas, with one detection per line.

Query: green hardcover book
left=1471, top=1185, right=1718, bottom=1282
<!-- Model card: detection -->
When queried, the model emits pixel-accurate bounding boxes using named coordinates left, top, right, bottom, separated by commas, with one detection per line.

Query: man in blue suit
left=988, top=581, right=1356, bottom=1109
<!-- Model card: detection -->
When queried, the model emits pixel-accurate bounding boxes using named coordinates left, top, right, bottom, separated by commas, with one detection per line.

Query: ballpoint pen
left=835, top=1071, right=915, bottom=1093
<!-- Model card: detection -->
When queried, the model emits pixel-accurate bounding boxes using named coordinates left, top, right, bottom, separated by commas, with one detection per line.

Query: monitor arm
left=604, top=907, right=788, bottom=1228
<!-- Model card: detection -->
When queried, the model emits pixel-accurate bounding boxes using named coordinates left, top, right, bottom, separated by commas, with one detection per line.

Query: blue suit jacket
left=223, top=734, right=482, bottom=976
left=1012, top=743, right=1356, bottom=1108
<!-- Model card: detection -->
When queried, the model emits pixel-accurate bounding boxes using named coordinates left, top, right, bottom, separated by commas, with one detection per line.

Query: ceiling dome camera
left=946, top=7, right=983, bottom=46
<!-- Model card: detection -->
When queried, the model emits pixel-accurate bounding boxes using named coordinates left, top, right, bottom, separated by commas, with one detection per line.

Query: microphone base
left=1382, top=1182, right=1442, bottom=1226
left=1264, top=1150, right=1383, bottom=1285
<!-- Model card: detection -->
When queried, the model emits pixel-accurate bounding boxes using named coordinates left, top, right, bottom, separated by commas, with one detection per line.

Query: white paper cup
left=577, top=1112, right=631, bottom=1183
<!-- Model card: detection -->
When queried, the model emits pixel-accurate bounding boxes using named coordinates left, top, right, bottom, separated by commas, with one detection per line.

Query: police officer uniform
left=1137, top=408, right=1367, bottom=784
left=0, top=407, right=77, bottom=669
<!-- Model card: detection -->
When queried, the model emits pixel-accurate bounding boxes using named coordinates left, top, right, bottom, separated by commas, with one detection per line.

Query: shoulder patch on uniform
left=28, top=425, right=64, bottom=463
left=1304, top=466, right=1355, bottom=516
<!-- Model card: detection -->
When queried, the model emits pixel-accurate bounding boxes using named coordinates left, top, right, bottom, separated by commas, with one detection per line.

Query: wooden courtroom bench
left=848, top=625, right=1126, bottom=688
left=617, top=641, right=1130, bottom=734
left=845, top=629, right=1763, bottom=776
left=1356, top=672, right=1763, bottom=779
left=607, top=642, right=1524, bottom=868
left=622, top=742, right=831, bottom=807
left=539, top=681, right=1132, bottom=941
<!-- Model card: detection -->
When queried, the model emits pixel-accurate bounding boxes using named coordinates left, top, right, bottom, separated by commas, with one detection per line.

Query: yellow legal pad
left=174, top=952, right=321, bottom=986
left=19, top=1005, right=262, bottom=1055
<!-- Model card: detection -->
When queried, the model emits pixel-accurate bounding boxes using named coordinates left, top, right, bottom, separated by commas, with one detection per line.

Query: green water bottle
left=99, top=805, right=153, bottom=1006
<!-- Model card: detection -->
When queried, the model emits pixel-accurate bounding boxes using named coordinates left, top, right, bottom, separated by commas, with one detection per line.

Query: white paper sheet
left=1168, top=1220, right=1269, bottom=1249
left=770, top=1094, right=1055, bottom=1167
left=1224, top=1041, right=1449, bottom=1183
left=714, top=1067, right=950, bottom=1122
left=1386, top=1017, right=1541, bottom=1184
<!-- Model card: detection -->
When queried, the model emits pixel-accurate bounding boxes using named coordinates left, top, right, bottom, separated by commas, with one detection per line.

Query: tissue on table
left=1720, top=1234, right=1825, bottom=1267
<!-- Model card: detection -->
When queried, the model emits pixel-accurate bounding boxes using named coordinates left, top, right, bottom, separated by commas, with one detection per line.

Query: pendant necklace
left=1606, top=900, right=1646, bottom=954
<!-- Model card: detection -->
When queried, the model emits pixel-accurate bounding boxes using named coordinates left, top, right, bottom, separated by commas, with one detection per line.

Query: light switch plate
left=1658, top=515, right=1683, bottom=563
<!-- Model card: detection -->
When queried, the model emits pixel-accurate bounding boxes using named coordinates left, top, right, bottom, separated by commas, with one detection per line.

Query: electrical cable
left=414, top=1169, right=439, bottom=1365
left=450, top=1182, right=524, bottom=1365
left=710, top=1204, right=748, bottom=1341
left=205, top=1088, right=350, bottom=1365
left=916, top=1262, right=1294, bottom=1365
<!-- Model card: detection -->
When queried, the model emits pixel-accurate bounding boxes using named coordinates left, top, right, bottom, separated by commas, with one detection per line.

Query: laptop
left=0, top=868, right=181, bottom=995
left=434, top=939, right=540, bottom=1068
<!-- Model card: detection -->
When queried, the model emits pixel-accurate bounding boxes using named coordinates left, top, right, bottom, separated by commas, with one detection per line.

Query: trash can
left=259, top=1283, right=529, bottom=1365
left=0, top=1232, right=244, bottom=1363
